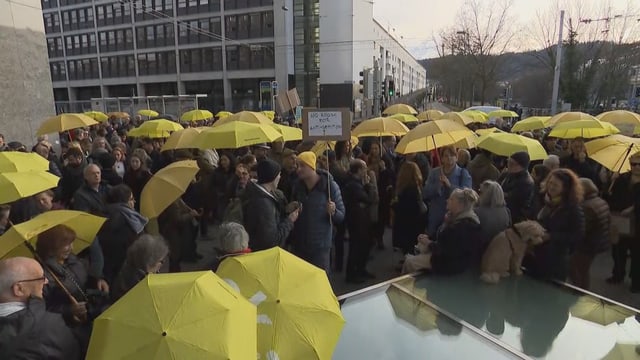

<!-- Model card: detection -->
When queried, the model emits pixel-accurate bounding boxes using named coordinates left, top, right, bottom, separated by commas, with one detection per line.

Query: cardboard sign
left=302, top=108, right=351, bottom=141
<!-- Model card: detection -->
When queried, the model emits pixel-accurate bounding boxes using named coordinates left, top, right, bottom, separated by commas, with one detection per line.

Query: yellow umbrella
left=137, top=109, right=159, bottom=117
left=107, top=111, right=130, bottom=119
left=84, top=111, right=109, bottom=122
left=351, top=117, right=409, bottom=138
left=129, top=120, right=184, bottom=138
left=585, top=135, right=640, bottom=174
left=36, top=113, right=99, bottom=136
left=488, top=109, right=519, bottom=118
left=127, top=127, right=169, bottom=139
left=217, top=247, right=345, bottom=360
left=216, top=111, right=233, bottom=119
left=213, top=111, right=273, bottom=127
left=461, top=110, right=489, bottom=123
left=510, top=116, right=552, bottom=132
left=548, top=111, right=598, bottom=127
left=597, top=110, right=640, bottom=136
left=0, top=171, right=60, bottom=205
left=475, top=127, right=504, bottom=136
left=196, top=122, right=282, bottom=149
left=475, top=132, right=548, bottom=160
left=395, top=119, right=474, bottom=154
left=140, top=160, right=200, bottom=218
left=602, top=343, right=640, bottom=360
left=87, top=271, right=256, bottom=360
left=160, top=127, right=205, bottom=152
left=0, top=152, right=49, bottom=172
left=440, top=112, right=477, bottom=126
left=455, top=135, right=479, bottom=150
left=389, top=113, right=419, bottom=124
left=181, top=109, right=214, bottom=122
left=386, top=285, right=437, bottom=332
left=311, top=136, right=359, bottom=156
left=0, top=210, right=106, bottom=259
left=383, top=104, right=418, bottom=115
left=262, top=111, right=276, bottom=120
left=548, top=119, right=620, bottom=139
left=570, top=296, right=635, bottom=326
left=417, top=110, right=444, bottom=121
left=271, top=124, right=302, bottom=142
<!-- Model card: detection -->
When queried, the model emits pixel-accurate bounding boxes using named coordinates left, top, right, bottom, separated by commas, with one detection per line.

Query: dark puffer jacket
left=580, top=181, right=610, bottom=255
left=241, top=181, right=294, bottom=251
left=499, top=170, right=535, bottom=223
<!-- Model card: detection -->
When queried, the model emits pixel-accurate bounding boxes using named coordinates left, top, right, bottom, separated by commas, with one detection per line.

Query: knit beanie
left=297, top=151, right=317, bottom=171
left=510, top=151, right=530, bottom=169
left=257, top=159, right=281, bottom=184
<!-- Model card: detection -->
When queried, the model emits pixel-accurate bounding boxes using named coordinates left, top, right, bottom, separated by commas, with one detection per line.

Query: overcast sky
left=373, top=0, right=639, bottom=59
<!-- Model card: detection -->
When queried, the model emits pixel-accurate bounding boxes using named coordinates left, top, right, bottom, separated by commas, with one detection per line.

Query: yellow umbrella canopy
left=510, top=116, right=552, bottom=132
left=217, top=247, right=345, bottom=360
left=84, top=111, right=109, bottom=122
left=488, top=109, right=519, bottom=118
left=107, top=111, right=130, bottom=119
left=196, top=122, right=282, bottom=150
left=395, top=119, right=474, bottom=154
left=455, top=134, right=479, bottom=150
left=597, top=110, right=640, bottom=126
left=0, top=152, right=49, bottom=172
left=215, top=111, right=233, bottom=119
left=440, top=111, right=476, bottom=126
left=140, top=160, right=200, bottom=218
left=475, top=132, right=548, bottom=160
left=461, top=110, right=489, bottom=123
left=475, top=127, right=504, bottom=136
left=271, top=124, right=302, bottom=142
left=311, top=136, right=359, bottom=156
left=548, top=111, right=598, bottom=127
left=417, top=109, right=444, bottom=121
left=127, top=127, right=169, bottom=139
left=181, top=109, right=214, bottom=122
left=262, top=110, right=276, bottom=120
left=585, top=135, right=640, bottom=174
left=213, top=111, right=272, bottom=127
left=129, top=119, right=184, bottom=138
left=0, top=210, right=106, bottom=259
left=36, top=113, right=99, bottom=136
left=87, top=271, right=257, bottom=360
left=389, top=113, right=419, bottom=124
left=351, top=117, right=409, bottom=138
left=137, top=109, right=159, bottom=117
left=0, top=171, right=60, bottom=205
left=383, top=103, right=418, bottom=115
left=386, top=285, right=437, bottom=332
left=548, top=119, right=620, bottom=139
left=570, top=296, right=635, bottom=326
left=160, top=127, right=205, bottom=152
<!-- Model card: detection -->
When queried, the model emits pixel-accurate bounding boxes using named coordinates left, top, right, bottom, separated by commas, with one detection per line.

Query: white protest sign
left=302, top=108, right=351, bottom=141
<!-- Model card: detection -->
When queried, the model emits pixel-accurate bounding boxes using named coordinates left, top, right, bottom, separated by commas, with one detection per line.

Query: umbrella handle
left=21, top=240, right=79, bottom=305
left=608, top=144, right=634, bottom=195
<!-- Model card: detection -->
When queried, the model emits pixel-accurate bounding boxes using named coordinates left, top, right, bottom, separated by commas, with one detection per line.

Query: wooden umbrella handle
left=22, top=240, right=79, bottom=305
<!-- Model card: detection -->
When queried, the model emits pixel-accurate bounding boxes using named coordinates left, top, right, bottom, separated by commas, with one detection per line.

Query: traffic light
left=388, top=80, right=395, bottom=96
left=359, top=71, right=365, bottom=94
left=381, top=81, right=386, bottom=95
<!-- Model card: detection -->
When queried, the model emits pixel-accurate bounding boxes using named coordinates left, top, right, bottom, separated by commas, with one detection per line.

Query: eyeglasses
left=631, top=163, right=640, bottom=167
left=15, top=274, right=47, bottom=284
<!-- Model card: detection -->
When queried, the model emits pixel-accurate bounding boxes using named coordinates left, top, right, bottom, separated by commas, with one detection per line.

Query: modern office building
left=42, top=0, right=424, bottom=113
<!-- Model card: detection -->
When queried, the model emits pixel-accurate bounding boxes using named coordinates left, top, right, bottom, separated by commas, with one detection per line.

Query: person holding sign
left=290, top=152, right=345, bottom=272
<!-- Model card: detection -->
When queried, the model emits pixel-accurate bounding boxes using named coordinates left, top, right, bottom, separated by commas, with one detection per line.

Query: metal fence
left=54, top=95, right=208, bottom=117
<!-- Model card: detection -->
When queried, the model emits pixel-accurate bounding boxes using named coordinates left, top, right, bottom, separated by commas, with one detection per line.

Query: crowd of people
left=0, top=111, right=639, bottom=358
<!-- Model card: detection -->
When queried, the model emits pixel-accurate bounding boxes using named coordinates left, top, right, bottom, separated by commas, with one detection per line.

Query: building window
left=225, top=11, right=272, bottom=40
left=226, top=44, right=273, bottom=70
left=138, top=51, right=176, bottom=76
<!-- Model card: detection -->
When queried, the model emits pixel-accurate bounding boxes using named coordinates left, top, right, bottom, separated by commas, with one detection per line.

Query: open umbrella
left=196, top=122, right=282, bottom=149
left=570, top=296, right=635, bottom=326
left=475, top=127, right=504, bottom=136
left=140, top=160, right=200, bottom=218
left=107, top=112, right=130, bottom=119
left=395, top=119, right=474, bottom=154
left=0, top=210, right=106, bottom=259
left=585, top=135, right=640, bottom=174
left=138, top=109, right=159, bottom=117
left=215, top=111, right=233, bottom=119
left=181, top=109, right=213, bottom=122
left=488, top=109, right=519, bottom=118
left=389, top=113, right=419, bottom=124
left=461, top=110, right=489, bottom=123
left=217, top=247, right=344, bottom=360
left=0, top=152, right=49, bottom=172
left=0, top=171, right=60, bottom=205
left=129, top=119, right=184, bottom=138
left=455, top=134, right=479, bottom=150
left=87, top=271, right=256, bottom=360
left=213, top=111, right=272, bottom=127
left=36, top=113, right=99, bottom=136
left=475, top=132, right=548, bottom=160
left=549, top=119, right=620, bottom=139
left=127, top=127, right=170, bottom=139
left=597, top=110, right=640, bottom=136
left=271, top=124, right=302, bottom=142
left=510, top=116, right=552, bottom=132
left=84, top=111, right=109, bottom=122
left=440, top=112, right=476, bottom=126
left=548, top=111, right=598, bottom=127
left=417, top=110, right=444, bottom=121
left=351, top=117, right=409, bottom=138
left=383, top=104, right=418, bottom=115
left=386, top=285, right=437, bottom=332
left=311, top=136, right=359, bottom=156
left=262, top=110, right=276, bottom=120
left=160, top=127, right=205, bottom=152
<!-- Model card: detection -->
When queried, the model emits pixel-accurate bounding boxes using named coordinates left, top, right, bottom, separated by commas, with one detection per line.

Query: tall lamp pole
left=550, top=10, right=565, bottom=115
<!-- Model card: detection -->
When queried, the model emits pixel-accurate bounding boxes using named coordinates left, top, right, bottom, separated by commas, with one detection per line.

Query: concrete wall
left=351, top=0, right=374, bottom=85
left=0, top=0, right=55, bottom=147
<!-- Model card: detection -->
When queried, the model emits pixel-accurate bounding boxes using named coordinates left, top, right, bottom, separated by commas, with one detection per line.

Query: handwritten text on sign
left=308, top=111, right=343, bottom=137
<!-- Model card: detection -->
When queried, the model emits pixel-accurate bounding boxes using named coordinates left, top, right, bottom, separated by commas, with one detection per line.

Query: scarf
left=117, top=203, right=149, bottom=234
left=538, top=194, right=563, bottom=220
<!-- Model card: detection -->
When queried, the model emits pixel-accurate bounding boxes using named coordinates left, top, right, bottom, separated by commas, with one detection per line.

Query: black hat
left=257, top=159, right=281, bottom=184
left=510, top=151, right=530, bottom=169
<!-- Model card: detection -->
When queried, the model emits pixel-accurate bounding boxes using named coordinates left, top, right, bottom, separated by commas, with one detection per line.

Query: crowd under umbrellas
left=1, top=103, right=640, bottom=359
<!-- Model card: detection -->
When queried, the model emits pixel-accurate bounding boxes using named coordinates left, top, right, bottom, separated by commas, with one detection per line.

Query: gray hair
left=124, top=234, right=169, bottom=271
left=0, top=257, right=34, bottom=299
left=543, top=154, right=560, bottom=169
left=450, top=188, right=479, bottom=212
left=478, top=180, right=506, bottom=208
left=214, top=222, right=249, bottom=254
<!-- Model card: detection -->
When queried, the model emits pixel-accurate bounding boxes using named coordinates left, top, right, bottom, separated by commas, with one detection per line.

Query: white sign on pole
left=302, top=108, right=351, bottom=141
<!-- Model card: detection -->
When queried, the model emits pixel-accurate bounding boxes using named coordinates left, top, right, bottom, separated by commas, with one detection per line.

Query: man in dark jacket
left=0, top=257, right=81, bottom=359
left=71, top=164, right=109, bottom=216
left=343, top=159, right=376, bottom=283
left=499, top=151, right=535, bottom=223
left=277, top=148, right=298, bottom=202
left=58, top=147, right=86, bottom=206
left=242, top=159, right=299, bottom=251
left=291, top=152, right=345, bottom=272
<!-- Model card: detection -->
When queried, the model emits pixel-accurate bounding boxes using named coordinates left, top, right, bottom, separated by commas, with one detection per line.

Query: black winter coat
left=581, top=193, right=610, bottom=255
left=241, top=182, right=294, bottom=251
left=0, top=297, right=81, bottom=360
left=499, top=170, right=535, bottom=223
left=343, top=176, right=373, bottom=241
left=42, top=256, right=90, bottom=322
left=392, top=185, right=425, bottom=254
left=429, top=214, right=482, bottom=275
